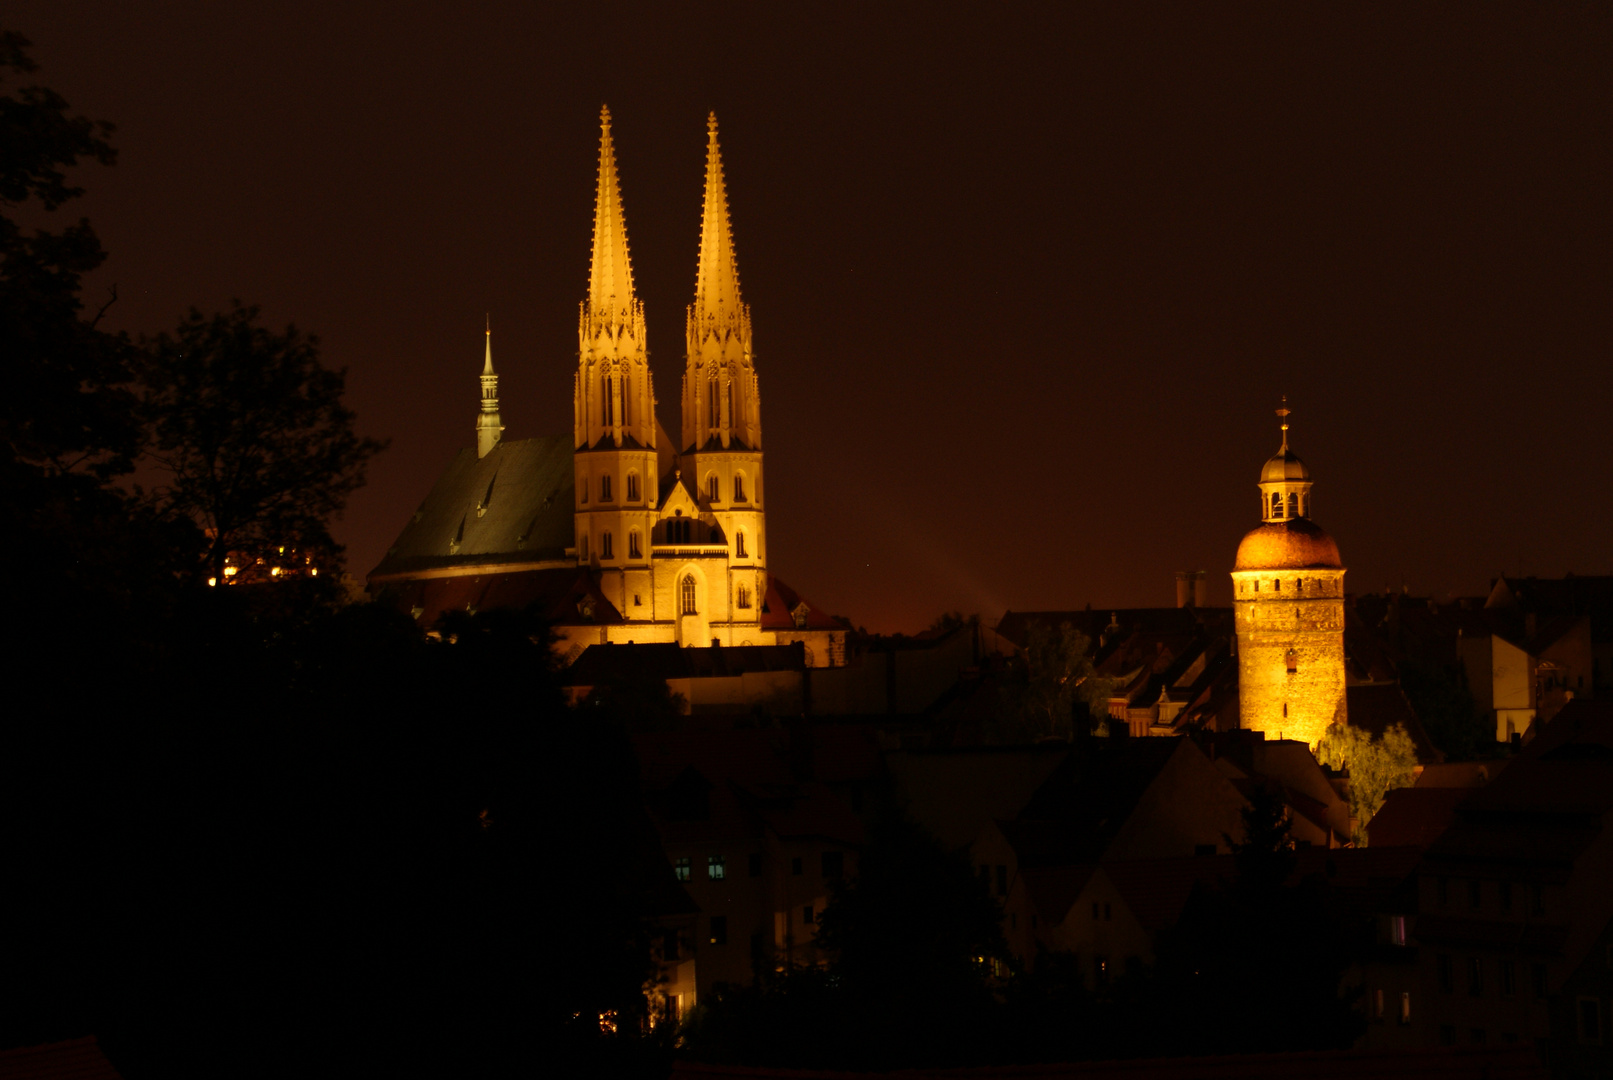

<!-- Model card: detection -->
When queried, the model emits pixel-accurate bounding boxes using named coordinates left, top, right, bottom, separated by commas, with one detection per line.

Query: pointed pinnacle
left=483, top=318, right=495, bottom=375
left=694, top=112, right=741, bottom=315
left=588, top=105, right=635, bottom=314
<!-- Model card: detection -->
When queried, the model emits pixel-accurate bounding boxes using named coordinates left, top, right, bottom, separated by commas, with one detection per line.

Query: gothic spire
left=477, top=318, right=503, bottom=459
left=693, top=112, right=741, bottom=319
left=482, top=314, right=494, bottom=376
left=588, top=106, right=635, bottom=316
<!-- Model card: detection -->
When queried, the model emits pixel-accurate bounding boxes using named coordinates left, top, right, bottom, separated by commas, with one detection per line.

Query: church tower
left=680, top=114, right=767, bottom=629
left=574, top=106, right=659, bottom=617
left=1231, top=402, right=1347, bottom=748
left=476, top=319, right=503, bottom=459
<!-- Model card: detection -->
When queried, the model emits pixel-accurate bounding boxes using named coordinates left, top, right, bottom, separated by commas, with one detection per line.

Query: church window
left=733, top=474, right=747, bottom=502
left=601, top=474, right=612, bottom=501
left=629, top=530, right=642, bottom=559
left=601, top=532, right=613, bottom=559
left=622, top=374, right=631, bottom=427
left=707, top=474, right=720, bottom=502
left=726, top=381, right=734, bottom=430
left=681, top=575, right=697, bottom=615
left=736, top=531, right=746, bottom=558
left=708, top=375, right=719, bottom=428
left=603, top=373, right=614, bottom=426
left=627, top=471, right=640, bottom=501
left=1287, top=492, right=1299, bottom=517
left=736, top=583, right=751, bottom=609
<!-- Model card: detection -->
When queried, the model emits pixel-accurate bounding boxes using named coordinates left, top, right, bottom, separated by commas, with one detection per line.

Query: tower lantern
left=1231, top=401, right=1347, bottom=747
left=476, top=317, right=503, bottom=459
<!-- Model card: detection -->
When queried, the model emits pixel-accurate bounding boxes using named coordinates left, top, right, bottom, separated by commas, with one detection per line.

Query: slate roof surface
left=374, top=566, right=621, bottom=630
left=369, top=435, right=576, bottom=579
left=563, top=642, right=807, bottom=685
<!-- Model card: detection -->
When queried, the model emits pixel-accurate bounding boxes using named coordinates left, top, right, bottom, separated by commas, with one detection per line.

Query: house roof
left=761, top=576, right=844, bottom=632
left=888, top=746, right=1071, bottom=853
left=563, top=642, right=807, bottom=685
left=1368, top=788, right=1471, bottom=849
left=1004, top=739, right=1191, bottom=867
left=0, top=1038, right=123, bottom=1080
left=369, top=435, right=576, bottom=580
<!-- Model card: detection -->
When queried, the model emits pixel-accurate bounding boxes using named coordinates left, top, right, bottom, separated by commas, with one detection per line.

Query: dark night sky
left=14, top=3, right=1612, bottom=631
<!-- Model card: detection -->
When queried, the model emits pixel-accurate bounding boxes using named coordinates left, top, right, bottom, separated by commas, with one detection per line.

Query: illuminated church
left=370, top=109, right=846, bottom=666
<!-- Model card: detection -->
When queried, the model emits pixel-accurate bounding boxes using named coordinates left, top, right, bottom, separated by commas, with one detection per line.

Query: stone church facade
left=369, top=109, right=846, bottom=667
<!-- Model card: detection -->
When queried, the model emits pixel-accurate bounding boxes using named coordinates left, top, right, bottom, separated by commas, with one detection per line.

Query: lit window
left=1391, top=915, right=1406, bottom=946
left=1373, top=988, right=1385, bottom=1020
left=681, top=575, right=697, bottom=615
left=601, top=474, right=612, bottom=501
left=627, top=472, right=640, bottom=501
left=708, top=855, right=726, bottom=880
left=736, top=531, right=746, bottom=558
left=734, top=474, right=746, bottom=502
left=629, top=531, right=642, bottom=559
left=600, top=532, right=613, bottom=559
left=1400, top=991, right=1412, bottom=1024
left=674, top=857, right=690, bottom=882
left=709, top=915, right=727, bottom=946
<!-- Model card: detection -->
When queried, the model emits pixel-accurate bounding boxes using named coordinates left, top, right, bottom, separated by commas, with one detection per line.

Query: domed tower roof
left=1237, top=397, right=1343, bottom=568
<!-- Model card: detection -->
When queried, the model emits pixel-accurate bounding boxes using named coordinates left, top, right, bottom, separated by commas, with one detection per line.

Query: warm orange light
left=223, top=566, right=239, bottom=578
left=270, top=567, right=282, bottom=576
left=207, top=577, right=217, bottom=587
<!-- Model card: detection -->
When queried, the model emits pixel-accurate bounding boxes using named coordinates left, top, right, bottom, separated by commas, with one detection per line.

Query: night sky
left=15, top=3, right=1612, bottom=631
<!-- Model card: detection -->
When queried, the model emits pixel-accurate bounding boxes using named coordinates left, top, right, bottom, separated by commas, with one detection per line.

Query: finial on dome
left=1276, top=395, right=1291, bottom=452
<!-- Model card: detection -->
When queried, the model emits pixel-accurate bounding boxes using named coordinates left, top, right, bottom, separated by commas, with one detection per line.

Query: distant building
left=369, top=110, right=844, bottom=665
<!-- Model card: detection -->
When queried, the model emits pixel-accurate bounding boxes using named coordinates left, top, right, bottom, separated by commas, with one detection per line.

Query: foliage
left=139, top=303, right=387, bottom=581
left=928, top=610, right=977, bottom=633
left=1000, top=620, right=1113, bottom=740
left=683, top=814, right=1009, bottom=1070
left=1400, top=658, right=1496, bottom=761
left=1317, top=722, right=1419, bottom=844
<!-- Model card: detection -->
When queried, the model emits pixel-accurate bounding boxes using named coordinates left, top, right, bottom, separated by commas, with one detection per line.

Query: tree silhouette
left=139, top=303, right=387, bottom=582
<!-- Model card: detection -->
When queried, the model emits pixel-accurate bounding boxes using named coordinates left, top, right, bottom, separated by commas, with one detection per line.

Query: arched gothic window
left=681, top=575, right=697, bottom=615
left=708, top=375, right=719, bottom=429
left=601, top=474, right=612, bottom=502
left=708, top=474, right=720, bottom=502
left=622, top=374, right=631, bottom=427
left=600, top=531, right=613, bottom=559
left=736, top=531, right=747, bottom=558
left=629, top=530, right=641, bottom=559
left=602, top=374, right=614, bottom=427
left=736, top=583, right=751, bottom=609
left=733, top=474, right=747, bottom=502
left=626, top=471, right=640, bottom=501
left=726, top=381, right=734, bottom=431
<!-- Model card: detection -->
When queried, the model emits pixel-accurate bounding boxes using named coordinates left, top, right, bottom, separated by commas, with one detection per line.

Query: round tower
left=1232, top=402, right=1347, bottom=747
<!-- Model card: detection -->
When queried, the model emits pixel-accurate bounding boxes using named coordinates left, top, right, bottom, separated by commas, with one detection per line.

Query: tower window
left=736, top=531, right=746, bottom=558
left=1274, top=578, right=1281, bottom=591
left=601, top=474, right=612, bottom=502
left=629, top=530, right=641, bottom=559
left=1286, top=650, right=1298, bottom=674
left=733, top=474, right=747, bottom=502
left=707, top=474, right=720, bottom=502
left=736, top=583, right=751, bottom=609
left=622, top=374, right=631, bottom=427
left=600, top=531, right=613, bottom=559
left=726, top=381, right=734, bottom=431
left=708, top=374, right=719, bottom=429
left=681, top=575, right=697, bottom=615
left=1271, top=492, right=1284, bottom=518
left=627, top=471, right=640, bottom=501
left=603, top=373, right=614, bottom=427
left=1287, top=492, right=1298, bottom=518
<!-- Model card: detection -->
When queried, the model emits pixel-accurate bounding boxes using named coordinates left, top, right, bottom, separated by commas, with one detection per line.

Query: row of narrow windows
left=1242, top=577, right=1330, bottom=594
left=583, top=471, right=749, bottom=505
left=579, top=527, right=748, bottom=560
left=1267, top=491, right=1310, bottom=519
left=677, top=576, right=753, bottom=615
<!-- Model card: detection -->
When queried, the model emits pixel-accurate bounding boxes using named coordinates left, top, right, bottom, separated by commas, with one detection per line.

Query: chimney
left=1176, top=570, right=1208, bottom=608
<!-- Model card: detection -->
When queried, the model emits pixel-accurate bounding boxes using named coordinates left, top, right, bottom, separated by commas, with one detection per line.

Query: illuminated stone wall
left=1232, top=568, right=1347, bottom=747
